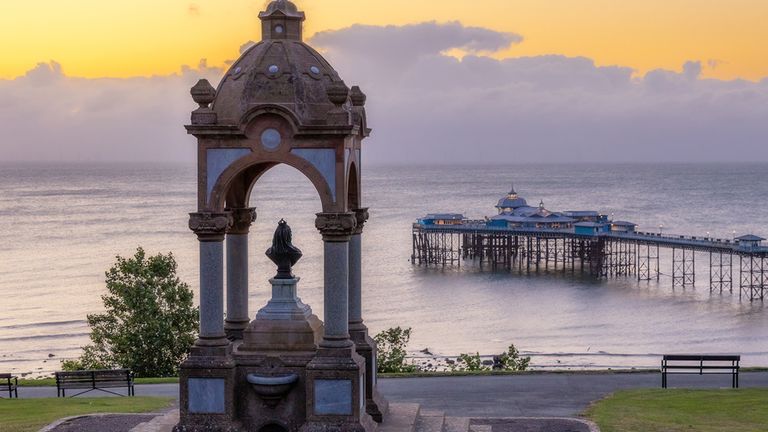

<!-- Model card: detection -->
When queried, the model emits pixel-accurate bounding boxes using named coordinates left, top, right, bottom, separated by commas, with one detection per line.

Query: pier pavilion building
left=490, top=187, right=579, bottom=230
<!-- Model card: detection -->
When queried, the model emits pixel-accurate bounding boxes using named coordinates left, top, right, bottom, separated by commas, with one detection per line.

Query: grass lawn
left=0, top=397, right=174, bottom=432
left=584, top=388, right=768, bottom=432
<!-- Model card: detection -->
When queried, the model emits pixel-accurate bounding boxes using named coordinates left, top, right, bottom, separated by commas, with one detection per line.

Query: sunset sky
left=2, top=0, right=767, bottom=80
left=2, top=0, right=767, bottom=163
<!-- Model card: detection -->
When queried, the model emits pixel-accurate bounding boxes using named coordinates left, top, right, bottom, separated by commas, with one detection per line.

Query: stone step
left=415, top=409, right=445, bottom=432
left=377, top=402, right=421, bottom=432
left=468, top=425, right=492, bottom=432
left=129, top=409, right=179, bottom=432
left=443, top=416, right=471, bottom=432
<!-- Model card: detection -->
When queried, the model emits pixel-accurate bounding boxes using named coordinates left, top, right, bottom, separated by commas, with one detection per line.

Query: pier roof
left=611, top=221, right=637, bottom=227
left=496, top=185, right=528, bottom=210
left=736, top=234, right=766, bottom=241
left=423, top=213, right=465, bottom=220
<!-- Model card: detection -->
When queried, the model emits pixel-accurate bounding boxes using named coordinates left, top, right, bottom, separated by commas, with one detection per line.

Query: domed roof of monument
left=261, top=0, right=303, bottom=17
left=212, top=0, right=347, bottom=126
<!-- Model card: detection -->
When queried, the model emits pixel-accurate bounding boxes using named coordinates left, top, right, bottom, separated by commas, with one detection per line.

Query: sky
left=1, top=0, right=767, bottom=163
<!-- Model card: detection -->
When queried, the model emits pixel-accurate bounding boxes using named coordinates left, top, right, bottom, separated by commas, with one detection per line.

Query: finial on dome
left=190, top=79, right=217, bottom=125
left=259, top=0, right=306, bottom=41
left=191, top=79, right=216, bottom=108
left=327, top=81, right=350, bottom=106
left=350, top=86, right=367, bottom=107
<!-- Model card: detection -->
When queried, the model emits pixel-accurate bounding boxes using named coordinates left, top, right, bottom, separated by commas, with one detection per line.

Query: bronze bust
left=266, top=219, right=303, bottom=279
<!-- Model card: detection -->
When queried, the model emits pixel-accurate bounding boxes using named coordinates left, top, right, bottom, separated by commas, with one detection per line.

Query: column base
left=190, top=336, right=232, bottom=359
left=224, top=320, right=250, bottom=341
left=350, top=324, right=388, bottom=423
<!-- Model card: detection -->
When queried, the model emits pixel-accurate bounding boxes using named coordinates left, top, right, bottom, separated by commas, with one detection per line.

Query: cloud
left=311, top=21, right=522, bottom=72
left=240, top=41, right=257, bottom=54
left=0, top=61, right=223, bottom=163
left=1, top=22, right=766, bottom=164
left=309, top=22, right=768, bottom=163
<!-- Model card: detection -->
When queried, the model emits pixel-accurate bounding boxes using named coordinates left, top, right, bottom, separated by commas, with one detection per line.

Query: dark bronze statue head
left=266, top=219, right=302, bottom=279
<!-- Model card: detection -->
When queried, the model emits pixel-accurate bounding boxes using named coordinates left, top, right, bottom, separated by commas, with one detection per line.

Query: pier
left=411, top=187, right=768, bottom=301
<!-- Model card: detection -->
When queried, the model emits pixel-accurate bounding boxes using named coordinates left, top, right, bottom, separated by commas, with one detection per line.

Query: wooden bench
left=661, top=355, right=740, bottom=388
left=1, top=374, right=18, bottom=398
left=55, top=369, right=135, bottom=397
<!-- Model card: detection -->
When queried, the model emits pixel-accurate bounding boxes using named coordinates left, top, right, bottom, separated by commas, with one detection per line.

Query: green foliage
left=451, top=352, right=488, bottom=372
left=449, top=344, right=530, bottom=372
left=374, top=327, right=417, bottom=373
left=496, top=344, right=531, bottom=371
left=62, top=247, right=198, bottom=377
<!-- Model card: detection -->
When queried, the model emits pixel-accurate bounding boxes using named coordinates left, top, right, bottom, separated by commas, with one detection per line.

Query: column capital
left=189, top=211, right=232, bottom=241
left=352, top=208, right=369, bottom=235
left=227, top=207, right=256, bottom=234
left=315, top=212, right=357, bottom=242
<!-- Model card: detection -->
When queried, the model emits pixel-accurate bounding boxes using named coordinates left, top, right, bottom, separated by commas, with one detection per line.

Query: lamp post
left=659, top=224, right=664, bottom=236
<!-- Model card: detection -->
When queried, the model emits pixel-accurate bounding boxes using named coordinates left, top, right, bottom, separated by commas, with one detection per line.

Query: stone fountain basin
left=247, top=373, right=299, bottom=402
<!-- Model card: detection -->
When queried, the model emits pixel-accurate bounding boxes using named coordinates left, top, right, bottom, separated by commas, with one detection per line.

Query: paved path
left=18, top=371, right=768, bottom=418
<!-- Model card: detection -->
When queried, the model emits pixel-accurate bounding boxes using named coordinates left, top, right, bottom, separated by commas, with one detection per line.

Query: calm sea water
left=1, top=163, right=767, bottom=377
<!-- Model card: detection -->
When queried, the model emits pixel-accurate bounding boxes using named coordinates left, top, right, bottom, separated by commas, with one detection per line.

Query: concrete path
left=378, top=371, right=768, bottom=417
left=17, top=371, right=768, bottom=418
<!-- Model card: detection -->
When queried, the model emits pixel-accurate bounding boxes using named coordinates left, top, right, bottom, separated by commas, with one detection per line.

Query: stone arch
left=348, top=161, right=360, bottom=210
left=258, top=423, right=288, bottom=432
left=209, top=151, right=336, bottom=212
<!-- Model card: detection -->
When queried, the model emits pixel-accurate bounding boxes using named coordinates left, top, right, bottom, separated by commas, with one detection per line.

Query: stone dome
left=211, top=0, right=348, bottom=127
left=262, top=0, right=302, bottom=17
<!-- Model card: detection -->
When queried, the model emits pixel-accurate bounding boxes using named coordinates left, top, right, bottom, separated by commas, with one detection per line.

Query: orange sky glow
left=1, top=0, right=766, bottom=81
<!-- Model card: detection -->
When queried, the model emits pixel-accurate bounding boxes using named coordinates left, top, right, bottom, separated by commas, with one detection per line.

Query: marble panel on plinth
left=188, top=378, right=226, bottom=414
left=314, top=379, right=352, bottom=415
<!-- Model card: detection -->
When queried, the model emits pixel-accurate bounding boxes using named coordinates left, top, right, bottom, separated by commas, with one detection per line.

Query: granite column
left=348, top=208, right=387, bottom=422
left=225, top=208, right=256, bottom=340
left=189, top=212, right=233, bottom=351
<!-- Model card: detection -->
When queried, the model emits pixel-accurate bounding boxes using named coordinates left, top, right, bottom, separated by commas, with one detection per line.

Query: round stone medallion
left=260, top=128, right=282, bottom=150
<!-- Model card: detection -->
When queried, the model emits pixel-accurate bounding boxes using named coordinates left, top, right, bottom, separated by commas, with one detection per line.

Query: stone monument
left=175, top=1, right=386, bottom=431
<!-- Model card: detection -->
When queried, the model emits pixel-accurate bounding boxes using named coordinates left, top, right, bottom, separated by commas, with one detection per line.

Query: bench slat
left=663, top=355, right=740, bottom=361
left=55, top=369, right=134, bottom=397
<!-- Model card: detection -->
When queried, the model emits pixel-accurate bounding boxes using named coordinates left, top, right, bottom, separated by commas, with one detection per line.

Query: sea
left=1, top=162, right=767, bottom=377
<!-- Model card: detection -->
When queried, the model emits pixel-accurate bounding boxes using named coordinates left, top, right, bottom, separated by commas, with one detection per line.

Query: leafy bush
left=495, top=344, right=531, bottom=371
left=454, top=352, right=488, bottom=372
left=374, top=327, right=417, bottom=373
left=449, top=344, right=531, bottom=372
left=62, top=247, right=198, bottom=377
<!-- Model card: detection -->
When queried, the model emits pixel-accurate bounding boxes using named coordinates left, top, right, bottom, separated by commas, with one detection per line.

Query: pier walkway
left=412, top=223, right=768, bottom=301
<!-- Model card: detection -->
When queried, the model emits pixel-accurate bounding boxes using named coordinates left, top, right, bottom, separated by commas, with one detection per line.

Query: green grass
left=17, top=377, right=180, bottom=387
left=0, top=397, right=173, bottom=432
left=584, top=388, right=768, bottom=432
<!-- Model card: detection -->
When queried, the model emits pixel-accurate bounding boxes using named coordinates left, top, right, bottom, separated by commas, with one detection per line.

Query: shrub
left=374, top=327, right=417, bottom=373
left=495, top=344, right=531, bottom=371
left=453, top=352, right=489, bottom=372
left=62, top=247, right=198, bottom=377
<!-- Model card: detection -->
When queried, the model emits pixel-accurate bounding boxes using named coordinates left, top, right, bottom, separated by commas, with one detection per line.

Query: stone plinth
left=350, top=326, right=388, bottom=423
left=301, top=347, right=375, bottom=432
left=175, top=356, right=237, bottom=432
left=240, top=278, right=323, bottom=352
